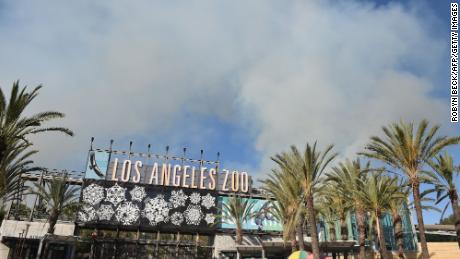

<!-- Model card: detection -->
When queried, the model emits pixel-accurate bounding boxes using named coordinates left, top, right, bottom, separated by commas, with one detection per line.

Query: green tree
left=29, top=175, right=79, bottom=234
left=439, top=214, right=456, bottom=225
left=388, top=177, right=410, bottom=259
left=220, top=194, right=257, bottom=245
left=360, top=119, right=460, bottom=259
left=0, top=141, right=37, bottom=203
left=0, top=81, right=73, bottom=201
left=318, top=184, right=351, bottom=242
left=272, top=142, right=337, bottom=259
left=261, top=165, right=304, bottom=252
left=318, top=204, right=337, bottom=241
left=263, top=201, right=302, bottom=252
left=331, top=190, right=350, bottom=241
left=327, top=159, right=369, bottom=259
left=360, top=175, right=402, bottom=259
left=425, top=151, right=460, bottom=248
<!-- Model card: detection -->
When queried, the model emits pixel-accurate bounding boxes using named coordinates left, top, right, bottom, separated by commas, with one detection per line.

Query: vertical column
left=261, top=247, right=266, bottom=259
left=175, top=231, right=180, bottom=257
left=195, top=233, right=199, bottom=258
left=155, top=230, right=160, bottom=258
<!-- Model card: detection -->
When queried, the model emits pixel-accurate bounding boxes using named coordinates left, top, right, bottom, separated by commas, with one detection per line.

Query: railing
left=7, top=168, right=84, bottom=222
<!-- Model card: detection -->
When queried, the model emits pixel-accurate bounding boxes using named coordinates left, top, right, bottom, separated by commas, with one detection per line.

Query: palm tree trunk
left=449, top=190, right=460, bottom=248
left=47, top=209, right=59, bottom=234
left=329, top=224, right=337, bottom=241
left=306, top=194, right=320, bottom=259
left=392, top=211, right=404, bottom=259
left=340, top=215, right=348, bottom=240
left=412, top=181, right=429, bottom=259
left=236, top=226, right=243, bottom=245
left=290, top=231, right=298, bottom=253
left=0, top=137, right=6, bottom=164
left=376, top=212, right=389, bottom=259
left=297, top=217, right=305, bottom=250
left=355, top=208, right=366, bottom=259
left=340, top=214, right=349, bottom=259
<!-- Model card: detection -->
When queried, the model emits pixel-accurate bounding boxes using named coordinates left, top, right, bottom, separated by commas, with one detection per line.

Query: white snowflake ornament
left=169, top=189, right=188, bottom=208
left=130, top=186, right=146, bottom=202
left=184, top=204, right=203, bottom=225
left=189, top=192, right=201, bottom=204
left=201, top=193, right=216, bottom=209
left=82, top=184, right=104, bottom=205
left=97, top=204, right=114, bottom=221
left=170, top=212, right=184, bottom=226
left=205, top=213, right=215, bottom=224
left=115, top=202, right=140, bottom=225
left=78, top=205, right=97, bottom=222
left=105, top=184, right=126, bottom=206
left=143, top=195, right=170, bottom=225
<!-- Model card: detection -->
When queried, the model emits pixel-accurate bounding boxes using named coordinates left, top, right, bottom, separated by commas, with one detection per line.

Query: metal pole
left=216, top=152, right=220, bottom=190
left=155, top=230, right=160, bottom=258
left=29, top=170, right=45, bottom=221
left=35, top=234, right=47, bottom=259
left=176, top=231, right=180, bottom=257
left=105, top=139, right=114, bottom=180
left=195, top=233, right=199, bottom=258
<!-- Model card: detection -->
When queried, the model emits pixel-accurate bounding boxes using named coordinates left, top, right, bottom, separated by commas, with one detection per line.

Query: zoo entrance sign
left=86, top=147, right=251, bottom=193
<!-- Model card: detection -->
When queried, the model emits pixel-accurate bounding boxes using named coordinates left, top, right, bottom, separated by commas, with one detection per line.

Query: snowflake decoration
left=170, top=212, right=184, bottom=226
left=204, top=213, right=215, bottom=225
left=97, top=204, right=114, bottom=221
left=189, top=192, right=201, bottom=204
left=105, top=184, right=126, bottom=206
left=143, top=195, right=170, bottom=225
left=82, top=184, right=104, bottom=205
left=115, top=202, right=140, bottom=225
left=184, top=204, right=203, bottom=225
left=130, top=186, right=146, bottom=202
left=78, top=205, right=97, bottom=222
left=201, top=193, right=216, bottom=209
left=169, top=189, right=187, bottom=208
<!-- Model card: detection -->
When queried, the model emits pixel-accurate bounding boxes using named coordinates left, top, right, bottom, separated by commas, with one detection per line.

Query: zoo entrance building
left=0, top=143, right=418, bottom=259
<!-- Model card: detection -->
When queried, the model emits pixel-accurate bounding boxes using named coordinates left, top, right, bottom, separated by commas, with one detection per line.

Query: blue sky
left=0, top=0, right=459, bottom=224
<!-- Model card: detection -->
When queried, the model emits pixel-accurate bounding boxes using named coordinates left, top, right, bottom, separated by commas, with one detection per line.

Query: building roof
left=415, top=224, right=456, bottom=236
left=415, top=224, right=455, bottom=231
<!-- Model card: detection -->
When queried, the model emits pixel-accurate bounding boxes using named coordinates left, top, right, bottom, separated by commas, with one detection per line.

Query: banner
left=219, top=196, right=282, bottom=232
left=77, top=180, right=218, bottom=232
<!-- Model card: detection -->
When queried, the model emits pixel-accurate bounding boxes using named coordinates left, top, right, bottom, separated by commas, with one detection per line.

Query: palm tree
left=29, top=175, right=79, bottom=234
left=425, top=151, right=460, bottom=248
left=388, top=177, right=410, bottom=259
left=360, top=175, right=402, bottom=259
left=360, top=119, right=460, bottom=259
left=221, top=194, right=257, bottom=245
left=0, top=81, right=73, bottom=162
left=272, top=142, right=337, bottom=259
left=263, top=200, right=301, bottom=252
left=318, top=185, right=351, bottom=241
left=0, top=141, right=37, bottom=203
left=261, top=160, right=305, bottom=251
left=318, top=205, right=337, bottom=241
left=327, top=159, right=369, bottom=259
left=0, top=81, right=73, bottom=202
